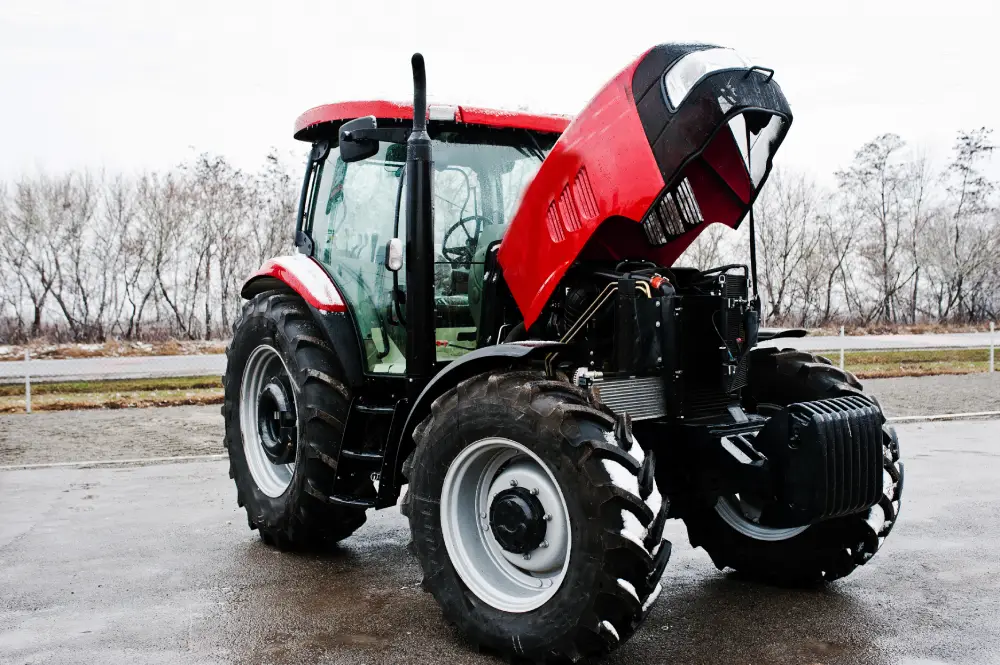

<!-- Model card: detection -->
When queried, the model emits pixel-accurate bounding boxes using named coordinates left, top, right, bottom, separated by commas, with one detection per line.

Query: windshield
left=308, top=130, right=551, bottom=372
left=311, top=137, right=545, bottom=266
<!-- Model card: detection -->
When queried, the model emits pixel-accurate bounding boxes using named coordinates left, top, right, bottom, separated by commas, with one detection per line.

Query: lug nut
left=510, top=479, right=518, bottom=487
left=543, top=514, right=552, bottom=521
left=523, top=553, right=531, bottom=560
left=530, top=488, right=539, bottom=495
left=540, top=540, right=549, bottom=548
left=480, top=511, right=487, bottom=519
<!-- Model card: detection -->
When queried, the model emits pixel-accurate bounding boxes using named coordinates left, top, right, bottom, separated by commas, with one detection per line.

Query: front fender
left=241, top=255, right=366, bottom=387
left=241, top=255, right=346, bottom=313
left=385, top=341, right=571, bottom=500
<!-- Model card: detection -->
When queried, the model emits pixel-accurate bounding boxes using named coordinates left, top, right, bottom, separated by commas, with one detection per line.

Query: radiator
left=577, top=372, right=667, bottom=421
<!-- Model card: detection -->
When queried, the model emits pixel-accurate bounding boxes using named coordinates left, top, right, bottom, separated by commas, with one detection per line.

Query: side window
left=311, top=153, right=400, bottom=265
left=309, top=145, right=407, bottom=374
left=433, top=167, right=481, bottom=361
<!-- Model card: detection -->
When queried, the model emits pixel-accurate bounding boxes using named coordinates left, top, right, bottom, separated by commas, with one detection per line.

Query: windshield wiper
left=520, top=130, right=547, bottom=162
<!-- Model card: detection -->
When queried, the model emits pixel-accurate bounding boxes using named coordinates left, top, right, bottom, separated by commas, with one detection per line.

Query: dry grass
left=0, top=375, right=224, bottom=414
left=808, top=322, right=990, bottom=336
left=0, top=387, right=223, bottom=414
left=0, top=376, right=221, bottom=397
left=843, top=348, right=991, bottom=379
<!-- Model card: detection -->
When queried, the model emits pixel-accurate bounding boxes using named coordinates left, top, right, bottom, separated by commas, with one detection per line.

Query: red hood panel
left=497, top=52, right=664, bottom=328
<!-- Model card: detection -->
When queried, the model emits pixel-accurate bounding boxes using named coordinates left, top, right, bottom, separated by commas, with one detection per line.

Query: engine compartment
left=527, top=261, right=760, bottom=421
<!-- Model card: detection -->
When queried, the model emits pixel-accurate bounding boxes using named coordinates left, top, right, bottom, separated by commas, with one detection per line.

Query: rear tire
left=682, top=348, right=903, bottom=585
left=222, top=291, right=373, bottom=550
left=402, top=371, right=669, bottom=662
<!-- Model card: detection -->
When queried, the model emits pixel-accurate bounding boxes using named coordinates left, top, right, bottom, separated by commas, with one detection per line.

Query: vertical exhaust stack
left=405, top=53, right=435, bottom=401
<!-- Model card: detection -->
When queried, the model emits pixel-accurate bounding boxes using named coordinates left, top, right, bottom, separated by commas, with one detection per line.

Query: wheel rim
left=240, top=344, right=296, bottom=498
left=440, top=438, right=571, bottom=613
left=715, top=494, right=809, bottom=542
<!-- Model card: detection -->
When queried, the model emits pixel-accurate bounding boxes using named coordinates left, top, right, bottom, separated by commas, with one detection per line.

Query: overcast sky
left=1, top=0, right=997, bottom=184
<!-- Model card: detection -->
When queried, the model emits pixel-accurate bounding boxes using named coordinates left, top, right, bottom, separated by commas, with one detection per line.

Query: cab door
left=307, top=143, right=408, bottom=374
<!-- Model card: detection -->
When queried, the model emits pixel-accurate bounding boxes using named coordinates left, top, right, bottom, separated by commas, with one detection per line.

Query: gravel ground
left=0, top=405, right=221, bottom=466
left=864, top=372, right=1000, bottom=416
left=0, top=373, right=997, bottom=467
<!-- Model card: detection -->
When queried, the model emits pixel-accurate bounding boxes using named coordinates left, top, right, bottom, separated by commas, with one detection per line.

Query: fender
left=241, top=254, right=347, bottom=312
left=758, top=328, right=807, bottom=342
left=383, top=341, right=571, bottom=503
left=240, top=254, right=366, bottom=387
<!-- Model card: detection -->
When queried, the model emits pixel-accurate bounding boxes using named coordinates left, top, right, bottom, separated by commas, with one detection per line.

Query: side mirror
left=339, top=116, right=379, bottom=163
left=385, top=237, right=403, bottom=272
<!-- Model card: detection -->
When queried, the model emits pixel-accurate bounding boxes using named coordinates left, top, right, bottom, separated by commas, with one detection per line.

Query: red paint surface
left=294, top=101, right=571, bottom=140
left=497, top=51, right=666, bottom=328
left=244, top=255, right=347, bottom=313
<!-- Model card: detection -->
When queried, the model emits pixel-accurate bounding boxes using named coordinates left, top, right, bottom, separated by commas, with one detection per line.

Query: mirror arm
left=341, top=127, right=410, bottom=145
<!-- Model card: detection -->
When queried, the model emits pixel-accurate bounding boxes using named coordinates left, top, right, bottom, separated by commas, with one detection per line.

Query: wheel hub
left=440, top=438, right=572, bottom=613
left=256, top=377, right=297, bottom=465
left=489, top=487, right=547, bottom=554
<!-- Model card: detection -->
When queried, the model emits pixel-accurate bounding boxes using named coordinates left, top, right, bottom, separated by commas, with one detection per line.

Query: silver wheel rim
left=240, top=344, right=296, bottom=497
left=715, top=494, right=809, bottom=541
left=440, top=438, right=571, bottom=613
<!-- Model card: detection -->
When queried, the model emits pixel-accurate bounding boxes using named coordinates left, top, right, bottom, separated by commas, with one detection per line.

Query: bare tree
left=925, top=128, right=996, bottom=322
left=675, top=222, right=733, bottom=269
left=2, top=176, right=58, bottom=337
left=835, top=134, right=927, bottom=323
left=753, top=170, right=821, bottom=323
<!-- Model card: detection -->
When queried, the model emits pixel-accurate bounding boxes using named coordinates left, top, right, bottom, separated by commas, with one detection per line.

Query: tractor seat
left=434, top=295, right=474, bottom=328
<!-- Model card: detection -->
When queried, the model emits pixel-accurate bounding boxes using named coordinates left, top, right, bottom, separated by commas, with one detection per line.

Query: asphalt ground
left=1, top=418, right=999, bottom=665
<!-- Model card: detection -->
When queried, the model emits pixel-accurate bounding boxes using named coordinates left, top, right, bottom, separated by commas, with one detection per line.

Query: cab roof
left=294, top=100, right=572, bottom=141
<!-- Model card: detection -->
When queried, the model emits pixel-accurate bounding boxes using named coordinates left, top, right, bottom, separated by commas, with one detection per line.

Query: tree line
left=0, top=152, right=298, bottom=343
left=680, top=128, right=998, bottom=327
left=1, top=129, right=997, bottom=344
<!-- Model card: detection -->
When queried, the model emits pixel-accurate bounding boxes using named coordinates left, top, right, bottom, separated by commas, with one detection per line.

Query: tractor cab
left=293, top=103, right=565, bottom=373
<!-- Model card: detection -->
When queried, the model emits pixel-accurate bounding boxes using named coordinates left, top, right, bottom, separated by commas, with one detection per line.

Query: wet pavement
left=2, top=419, right=999, bottom=665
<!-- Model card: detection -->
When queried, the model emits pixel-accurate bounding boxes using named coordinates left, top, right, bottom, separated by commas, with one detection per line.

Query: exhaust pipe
left=405, top=53, right=435, bottom=401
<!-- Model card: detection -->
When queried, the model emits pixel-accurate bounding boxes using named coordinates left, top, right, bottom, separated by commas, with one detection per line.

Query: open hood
left=498, top=43, right=792, bottom=328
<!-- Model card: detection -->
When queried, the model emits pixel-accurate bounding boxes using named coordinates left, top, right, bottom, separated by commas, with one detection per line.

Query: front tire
left=682, top=348, right=904, bottom=585
left=222, top=291, right=372, bottom=550
left=402, top=371, right=669, bottom=662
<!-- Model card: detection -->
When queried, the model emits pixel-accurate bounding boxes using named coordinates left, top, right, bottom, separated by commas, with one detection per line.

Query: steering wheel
left=442, top=215, right=492, bottom=267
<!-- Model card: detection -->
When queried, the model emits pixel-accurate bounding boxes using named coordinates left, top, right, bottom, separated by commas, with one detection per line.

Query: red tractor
left=223, top=45, right=903, bottom=661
